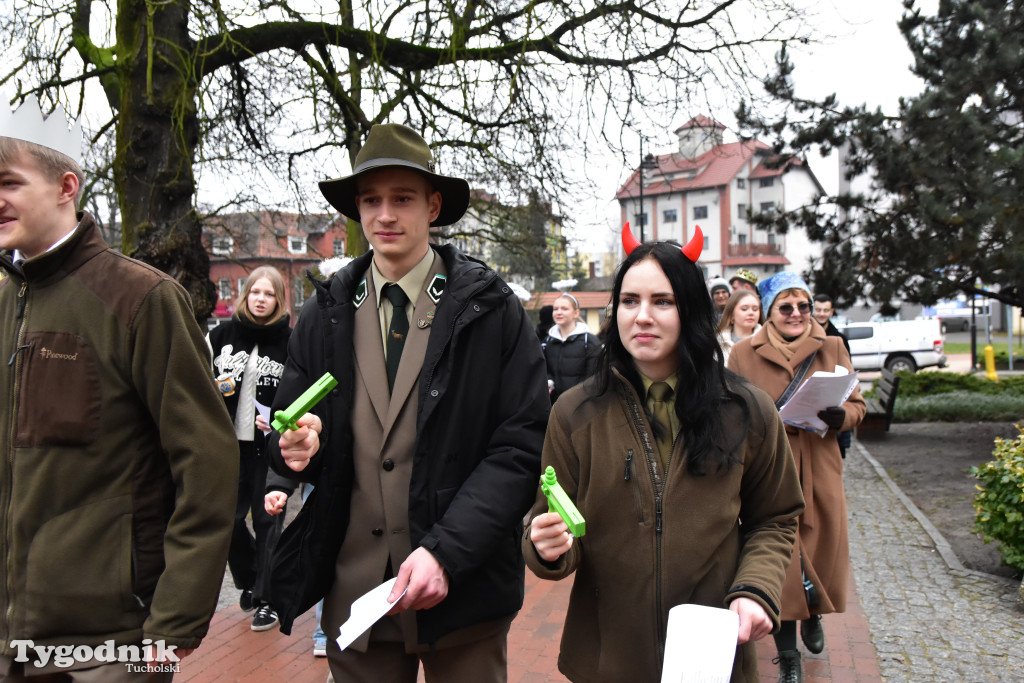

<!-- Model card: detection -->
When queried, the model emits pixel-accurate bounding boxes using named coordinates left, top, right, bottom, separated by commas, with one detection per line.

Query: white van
left=837, top=319, right=947, bottom=373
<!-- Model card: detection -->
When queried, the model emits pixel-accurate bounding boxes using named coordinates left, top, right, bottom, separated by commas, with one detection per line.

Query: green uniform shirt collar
left=371, top=247, right=434, bottom=313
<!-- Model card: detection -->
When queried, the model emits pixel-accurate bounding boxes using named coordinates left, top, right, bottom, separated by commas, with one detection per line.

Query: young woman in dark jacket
left=207, top=265, right=294, bottom=632
left=525, top=231, right=803, bottom=682
left=544, top=293, right=601, bottom=403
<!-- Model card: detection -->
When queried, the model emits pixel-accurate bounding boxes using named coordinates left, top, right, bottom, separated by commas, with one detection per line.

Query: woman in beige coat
left=524, top=233, right=804, bottom=682
left=727, top=272, right=865, bottom=683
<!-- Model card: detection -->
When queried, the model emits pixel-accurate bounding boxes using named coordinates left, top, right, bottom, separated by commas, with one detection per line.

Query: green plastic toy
left=540, top=466, right=586, bottom=537
left=272, top=372, right=338, bottom=432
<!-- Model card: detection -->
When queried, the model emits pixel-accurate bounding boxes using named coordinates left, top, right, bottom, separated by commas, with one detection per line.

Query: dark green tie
left=648, top=382, right=674, bottom=468
left=382, top=283, right=409, bottom=392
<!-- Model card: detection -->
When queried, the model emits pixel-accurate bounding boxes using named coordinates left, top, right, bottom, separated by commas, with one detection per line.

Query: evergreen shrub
left=972, top=426, right=1024, bottom=570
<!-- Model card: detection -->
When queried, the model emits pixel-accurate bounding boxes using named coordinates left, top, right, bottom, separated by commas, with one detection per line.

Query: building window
left=212, top=237, right=233, bottom=256
left=759, top=177, right=774, bottom=188
left=238, top=277, right=247, bottom=294
left=768, top=233, right=777, bottom=245
left=288, top=236, right=307, bottom=254
left=218, top=279, right=231, bottom=301
left=737, top=203, right=747, bottom=219
left=693, top=206, right=708, bottom=219
left=737, top=178, right=746, bottom=189
left=663, top=209, right=678, bottom=223
left=760, top=201, right=775, bottom=214
left=333, top=238, right=344, bottom=255
left=703, top=236, right=710, bottom=250
left=635, top=212, right=648, bottom=227
left=738, top=234, right=747, bottom=246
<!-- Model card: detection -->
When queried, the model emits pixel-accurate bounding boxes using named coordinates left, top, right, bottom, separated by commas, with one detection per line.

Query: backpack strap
left=775, top=350, right=818, bottom=411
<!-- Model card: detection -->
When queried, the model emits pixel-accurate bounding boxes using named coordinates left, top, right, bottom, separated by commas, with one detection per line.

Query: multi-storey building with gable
left=616, top=115, right=826, bottom=282
left=204, top=210, right=349, bottom=322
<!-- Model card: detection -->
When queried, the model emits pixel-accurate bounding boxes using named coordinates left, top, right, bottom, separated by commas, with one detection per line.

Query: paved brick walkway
left=175, top=437, right=1024, bottom=682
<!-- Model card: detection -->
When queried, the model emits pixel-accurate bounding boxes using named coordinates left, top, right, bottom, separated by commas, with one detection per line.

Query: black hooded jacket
left=267, top=244, right=550, bottom=642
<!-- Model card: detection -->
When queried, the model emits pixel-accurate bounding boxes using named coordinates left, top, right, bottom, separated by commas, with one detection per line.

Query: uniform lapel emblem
left=353, top=278, right=367, bottom=308
left=427, top=274, right=446, bottom=304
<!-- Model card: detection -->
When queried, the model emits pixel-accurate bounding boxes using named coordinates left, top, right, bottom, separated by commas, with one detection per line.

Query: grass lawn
left=944, top=341, right=1024, bottom=355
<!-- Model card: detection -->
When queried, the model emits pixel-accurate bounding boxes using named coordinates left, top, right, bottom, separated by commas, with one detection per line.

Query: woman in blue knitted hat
left=727, top=272, right=866, bottom=683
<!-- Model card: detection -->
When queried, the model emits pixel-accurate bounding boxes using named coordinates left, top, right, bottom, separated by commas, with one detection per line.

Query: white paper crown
left=1, top=95, right=83, bottom=165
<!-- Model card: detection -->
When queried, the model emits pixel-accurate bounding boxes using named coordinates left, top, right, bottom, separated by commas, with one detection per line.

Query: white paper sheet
left=661, top=604, right=739, bottom=683
left=778, top=365, right=858, bottom=437
left=335, top=578, right=408, bottom=652
left=252, top=398, right=271, bottom=434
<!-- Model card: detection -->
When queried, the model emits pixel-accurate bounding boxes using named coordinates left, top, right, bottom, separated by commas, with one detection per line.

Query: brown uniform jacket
left=523, top=371, right=804, bottom=682
left=727, top=320, right=865, bottom=620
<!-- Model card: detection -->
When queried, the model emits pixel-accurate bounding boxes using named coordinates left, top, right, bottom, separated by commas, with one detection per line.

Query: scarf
left=765, top=320, right=813, bottom=363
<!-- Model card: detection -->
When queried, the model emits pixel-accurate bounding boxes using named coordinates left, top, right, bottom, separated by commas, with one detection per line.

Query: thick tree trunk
left=114, top=0, right=216, bottom=321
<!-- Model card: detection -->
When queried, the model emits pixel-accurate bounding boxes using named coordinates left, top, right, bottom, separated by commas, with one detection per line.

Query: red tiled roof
left=616, top=140, right=770, bottom=198
left=203, top=211, right=346, bottom=260
left=748, top=155, right=805, bottom=179
left=674, top=115, right=726, bottom=132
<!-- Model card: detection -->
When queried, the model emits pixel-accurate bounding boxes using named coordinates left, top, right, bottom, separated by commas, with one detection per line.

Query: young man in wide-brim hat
left=269, top=123, right=550, bottom=681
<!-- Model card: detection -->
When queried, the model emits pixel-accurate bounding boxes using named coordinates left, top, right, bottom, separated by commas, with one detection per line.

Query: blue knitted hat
left=757, top=272, right=812, bottom=314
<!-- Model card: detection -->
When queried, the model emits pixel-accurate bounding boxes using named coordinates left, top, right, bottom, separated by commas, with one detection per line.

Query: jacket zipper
left=623, top=388, right=668, bottom=659
left=4, top=281, right=29, bottom=642
left=623, top=449, right=644, bottom=524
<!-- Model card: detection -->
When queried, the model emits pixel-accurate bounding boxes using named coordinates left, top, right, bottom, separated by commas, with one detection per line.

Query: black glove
left=817, top=406, right=847, bottom=431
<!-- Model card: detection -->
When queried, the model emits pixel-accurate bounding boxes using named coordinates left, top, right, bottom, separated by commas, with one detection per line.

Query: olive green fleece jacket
left=523, top=371, right=804, bottom=682
left=0, top=213, right=238, bottom=657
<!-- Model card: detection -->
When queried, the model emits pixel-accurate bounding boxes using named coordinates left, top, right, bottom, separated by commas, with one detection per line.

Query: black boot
left=801, top=614, right=825, bottom=654
left=775, top=649, right=802, bottom=683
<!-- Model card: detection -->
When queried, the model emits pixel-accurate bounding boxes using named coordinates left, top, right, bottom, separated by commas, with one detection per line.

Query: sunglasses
left=776, top=302, right=812, bottom=316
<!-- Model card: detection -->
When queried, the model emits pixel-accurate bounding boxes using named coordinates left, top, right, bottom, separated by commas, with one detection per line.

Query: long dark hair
left=590, top=242, right=751, bottom=475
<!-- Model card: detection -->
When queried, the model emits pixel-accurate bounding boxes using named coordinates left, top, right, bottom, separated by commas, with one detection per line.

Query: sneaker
left=238, top=589, right=256, bottom=613
left=251, top=604, right=279, bottom=632
left=313, top=641, right=327, bottom=657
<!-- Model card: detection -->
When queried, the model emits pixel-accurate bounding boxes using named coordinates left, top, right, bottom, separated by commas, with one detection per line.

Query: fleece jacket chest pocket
left=15, top=331, right=101, bottom=447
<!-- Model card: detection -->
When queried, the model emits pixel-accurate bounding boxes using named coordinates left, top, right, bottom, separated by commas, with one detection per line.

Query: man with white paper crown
left=0, top=96, right=238, bottom=679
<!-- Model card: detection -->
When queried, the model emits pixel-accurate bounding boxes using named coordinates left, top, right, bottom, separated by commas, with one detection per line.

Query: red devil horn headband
left=621, top=222, right=703, bottom=263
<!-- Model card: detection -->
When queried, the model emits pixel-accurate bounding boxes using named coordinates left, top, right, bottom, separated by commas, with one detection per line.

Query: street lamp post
left=637, top=140, right=658, bottom=243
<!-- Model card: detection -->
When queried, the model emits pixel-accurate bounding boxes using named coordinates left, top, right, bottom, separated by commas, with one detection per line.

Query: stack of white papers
left=778, top=365, right=858, bottom=437
left=661, top=604, right=739, bottom=683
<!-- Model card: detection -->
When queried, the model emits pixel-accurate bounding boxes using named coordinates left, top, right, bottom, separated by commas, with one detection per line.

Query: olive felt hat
left=318, top=123, right=471, bottom=227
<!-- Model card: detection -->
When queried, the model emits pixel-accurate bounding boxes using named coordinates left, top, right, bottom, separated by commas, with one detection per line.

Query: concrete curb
left=852, top=439, right=1019, bottom=588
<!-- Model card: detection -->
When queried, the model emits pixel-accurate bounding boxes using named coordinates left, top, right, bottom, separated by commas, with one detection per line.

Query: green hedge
left=872, top=371, right=1024, bottom=422
left=893, top=371, right=1024, bottom=397
left=894, top=392, right=1024, bottom=422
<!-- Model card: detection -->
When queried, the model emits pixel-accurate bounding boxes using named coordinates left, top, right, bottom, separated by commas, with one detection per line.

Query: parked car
left=938, top=316, right=970, bottom=333
left=837, top=319, right=947, bottom=373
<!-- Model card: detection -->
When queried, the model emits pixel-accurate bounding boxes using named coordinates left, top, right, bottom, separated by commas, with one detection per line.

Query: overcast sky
left=575, top=0, right=936, bottom=253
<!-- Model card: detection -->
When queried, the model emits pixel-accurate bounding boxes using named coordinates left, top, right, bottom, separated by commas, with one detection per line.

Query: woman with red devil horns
left=521, top=224, right=804, bottom=682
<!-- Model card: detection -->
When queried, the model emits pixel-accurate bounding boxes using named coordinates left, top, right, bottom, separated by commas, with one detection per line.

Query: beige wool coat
left=727, top=320, right=865, bottom=621
left=524, top=371, right=804, bottom=682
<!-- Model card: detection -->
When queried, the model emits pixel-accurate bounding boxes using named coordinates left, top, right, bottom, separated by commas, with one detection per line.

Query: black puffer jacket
left=267, top=245, right=550, bottom=642
left=544, top=322, right=602, bottom=403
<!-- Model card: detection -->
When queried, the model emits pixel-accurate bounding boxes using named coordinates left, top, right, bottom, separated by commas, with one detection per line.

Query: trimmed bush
left=894, top=392, right=1024, bottom=422
left=893, top=371, right=1024, bottom=397
left=972, top=426, right=1024, bottom=570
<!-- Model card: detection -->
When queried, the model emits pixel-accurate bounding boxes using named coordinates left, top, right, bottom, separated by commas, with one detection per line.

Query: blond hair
left=235, top=265, right=288, bottom=324
left=0, top=137, right=84, bottom=206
